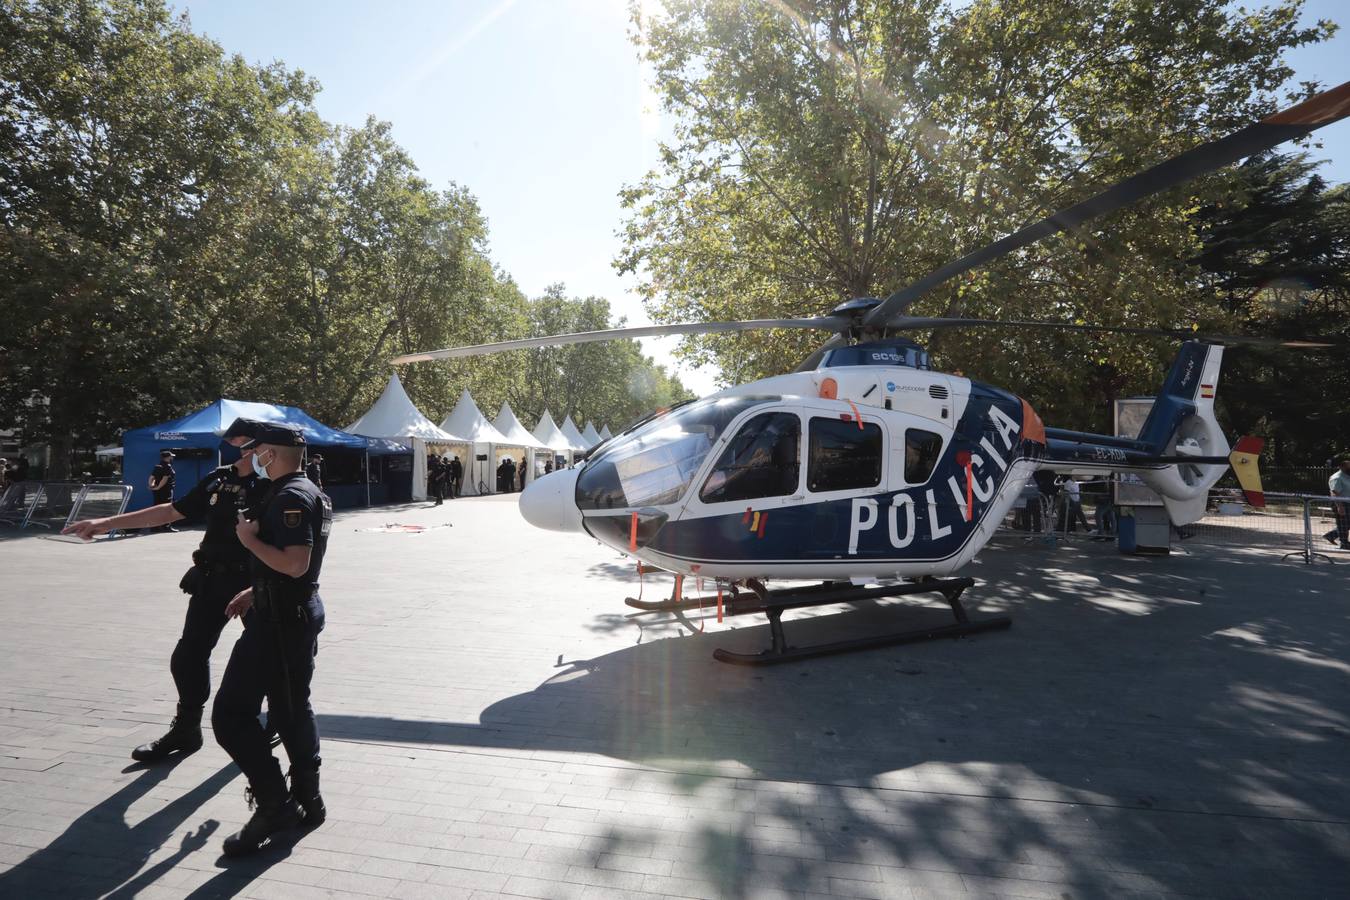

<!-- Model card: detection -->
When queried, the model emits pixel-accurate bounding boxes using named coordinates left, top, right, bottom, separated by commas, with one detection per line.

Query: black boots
left=222, top=782, right=301, bottom=857
left=131, top=704, right=203, bottom=762
left=290, top=766, right=326, bottom=831
left=289, top=766, right=326, bottom=828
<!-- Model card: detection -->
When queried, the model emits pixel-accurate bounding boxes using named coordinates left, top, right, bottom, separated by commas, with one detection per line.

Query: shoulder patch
left=283, top=509, right=303, bottom=528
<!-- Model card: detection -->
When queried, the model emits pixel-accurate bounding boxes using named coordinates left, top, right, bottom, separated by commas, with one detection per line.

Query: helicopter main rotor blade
left=893, top=316, right=1337, bottom=348
left=862, top=81, right=1350, bottom=329
left=391, top=317, right=846, bottom=364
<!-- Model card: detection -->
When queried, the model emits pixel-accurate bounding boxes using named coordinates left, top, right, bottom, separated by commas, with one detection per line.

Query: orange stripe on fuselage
left=1021, top=399, right=1046, bottom=445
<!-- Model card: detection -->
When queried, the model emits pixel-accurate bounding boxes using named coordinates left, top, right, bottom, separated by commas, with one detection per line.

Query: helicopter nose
left=518, top=467, right=584, bottom=532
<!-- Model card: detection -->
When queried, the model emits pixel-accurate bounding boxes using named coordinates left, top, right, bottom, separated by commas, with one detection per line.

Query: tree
left=619, top=0, right=1333, bottom=430
left=1193, top=153, right=1350, bottom=464
left=0, top=0, right=321, bottom=475
left=494, top=286, right=693, bottom=432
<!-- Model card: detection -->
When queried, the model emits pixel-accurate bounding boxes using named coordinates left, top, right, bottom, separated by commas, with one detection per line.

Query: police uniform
left=305, top=456, right=323, bottom=489
left=150, top=456, right=176, bottom=505
left=213, top=422, right=331, bottom=855
left=130, top=421, right=269, bottom=763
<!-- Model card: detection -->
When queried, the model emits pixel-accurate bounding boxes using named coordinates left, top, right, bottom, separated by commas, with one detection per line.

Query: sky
left=179, top=0, right=1349, bottom=399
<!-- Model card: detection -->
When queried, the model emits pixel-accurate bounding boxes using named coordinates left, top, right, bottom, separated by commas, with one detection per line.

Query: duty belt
left=253, top=580, right=318, bottom=622
left=192, top=549, right=250, bottom=574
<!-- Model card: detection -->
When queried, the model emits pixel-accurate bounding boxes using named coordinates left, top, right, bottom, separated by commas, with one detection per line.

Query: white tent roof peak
left=532, top=410, right=574, bottom=453
left=559, top=415, right=588, bottom=451
left=492, top=402, right=548, bottom=449
left=599, top=425, right=613, bottom=441
left=440, top=389, right=511, bottom=445
left=581, top=421, right=602, bottom=447
left=348, top=372, right=463, bottom=441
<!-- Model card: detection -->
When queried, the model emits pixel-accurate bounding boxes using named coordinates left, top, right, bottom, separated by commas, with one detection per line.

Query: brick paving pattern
left=1, top=496, right=1347, bottom=898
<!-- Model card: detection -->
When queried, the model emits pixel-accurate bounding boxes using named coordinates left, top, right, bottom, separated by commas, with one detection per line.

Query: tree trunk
left=47, top=432, right=73, bottom=481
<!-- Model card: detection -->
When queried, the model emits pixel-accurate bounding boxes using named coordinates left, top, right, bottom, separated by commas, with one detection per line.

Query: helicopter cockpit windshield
left=576, top=396, right=776, bottom=510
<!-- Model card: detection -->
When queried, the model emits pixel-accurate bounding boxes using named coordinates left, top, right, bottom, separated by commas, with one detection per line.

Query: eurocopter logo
left=847, top=405, right=1020, bottom=554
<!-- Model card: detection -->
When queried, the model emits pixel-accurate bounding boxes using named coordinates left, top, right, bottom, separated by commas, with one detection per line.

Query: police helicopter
left=394, top=81, right=1350, bottom=664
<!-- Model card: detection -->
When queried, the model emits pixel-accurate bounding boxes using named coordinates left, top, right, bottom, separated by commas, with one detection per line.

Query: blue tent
left=122, top=399, right=371, bottom=511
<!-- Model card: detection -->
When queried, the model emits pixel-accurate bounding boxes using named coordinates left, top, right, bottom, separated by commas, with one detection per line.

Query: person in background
left=448, top=455, right=462, bottom=499
left=1324, top=456, right=1350, bottom=550
left=429, top=455, right=445, bottom=505
left=0, top=458, right=10, bottom=494
left=1059, top=476, right=1090, bottom=532
left=1016, top=477, right=1042, bottom=533
left=518, top=456, right=527, bottom=491
left=544, top=458, right=554, bottom=475
left=148, top=450, right=177, bottom=533
left=305, top=453, right=323, bottom=490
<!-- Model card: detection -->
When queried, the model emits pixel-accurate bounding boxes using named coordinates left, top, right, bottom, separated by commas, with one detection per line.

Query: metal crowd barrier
left=0, top=481, right=39, bottom=526
left=70, top=484, right=134, bottom=537
left=0, top=481, right=132, bottom=533
left=997, top=481, right=1348, bottom=565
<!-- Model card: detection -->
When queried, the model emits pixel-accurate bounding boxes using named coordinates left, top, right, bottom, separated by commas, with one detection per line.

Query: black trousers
left=212, top=593, right=325, bottom=795
left=1330, top=503, right=1350, bottom=544
left=171, top=569, right=250, bottom=710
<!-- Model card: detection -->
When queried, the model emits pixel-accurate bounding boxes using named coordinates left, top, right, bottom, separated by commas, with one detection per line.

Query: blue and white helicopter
left=396, top=82, right=1348, bottom=664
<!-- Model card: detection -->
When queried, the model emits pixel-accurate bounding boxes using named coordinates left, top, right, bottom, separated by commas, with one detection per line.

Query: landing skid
left=714, top=577, right=1009, bottom=665
left=626, top=572, right=1011, bottom=665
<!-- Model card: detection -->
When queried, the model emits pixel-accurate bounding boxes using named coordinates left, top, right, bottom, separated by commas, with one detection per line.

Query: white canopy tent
left=599, top=425, right=613, bottom=441
left=559, top=415, right=588, bottom=453
left=492, top=402, right=549, bottom=486
left=348, top=372, right=461, bottom=442
left=532, top=411, right=576, bottom=468
left=347, top=372, right=467, bottom=501
left=440, top=390, right=517, bottom=495
left=581, top=421, right=602, bottom=448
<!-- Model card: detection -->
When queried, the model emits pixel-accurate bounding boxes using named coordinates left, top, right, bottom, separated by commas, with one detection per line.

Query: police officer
left=305, top=452, right=323, bottom=490
left=63, top=418, right=275, bottom=762
left=213, top=422, right=330, bottom=856
left=147, top=450, right=177, bottom=532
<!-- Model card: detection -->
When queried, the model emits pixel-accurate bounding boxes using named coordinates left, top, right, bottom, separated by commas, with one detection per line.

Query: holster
left=178, top=565, right=204, bottom=595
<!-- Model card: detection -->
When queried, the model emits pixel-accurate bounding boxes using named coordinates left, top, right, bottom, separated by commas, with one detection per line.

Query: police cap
left=221, top=417, right=270, bottom=442
left=238, top=422, right=307, bottom=449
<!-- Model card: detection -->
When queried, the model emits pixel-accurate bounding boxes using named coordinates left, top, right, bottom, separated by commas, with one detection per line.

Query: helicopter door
left=802, top=413, right=887, bottom=558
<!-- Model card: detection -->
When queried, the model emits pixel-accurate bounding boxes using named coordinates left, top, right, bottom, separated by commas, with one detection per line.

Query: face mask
left=251, top=452, right=270, bottom=480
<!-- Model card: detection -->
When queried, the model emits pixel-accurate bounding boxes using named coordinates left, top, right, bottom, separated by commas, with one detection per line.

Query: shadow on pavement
left=0, top=759, right=238, bottom=898
left=320, top=541, right=1350, bottom=898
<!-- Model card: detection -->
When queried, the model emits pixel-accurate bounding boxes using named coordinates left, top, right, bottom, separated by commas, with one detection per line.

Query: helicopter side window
left=904, top=429, right=944, bottom=484
left=699, top=412, right=800, bottom=503
left=808, top=417, right=883, bottom=493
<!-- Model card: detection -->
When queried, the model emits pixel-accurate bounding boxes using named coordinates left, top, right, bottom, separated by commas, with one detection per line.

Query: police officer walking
left=63, top=418, right=273, bottom=762
left=213, top=423, right=331, bottom=856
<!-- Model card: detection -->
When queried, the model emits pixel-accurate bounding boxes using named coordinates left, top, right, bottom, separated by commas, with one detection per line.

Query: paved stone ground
left=0, top=495, right=1347, bottom=899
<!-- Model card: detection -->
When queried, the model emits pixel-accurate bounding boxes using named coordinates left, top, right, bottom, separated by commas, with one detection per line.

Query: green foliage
left=620, top=0, right=1333, bottom=432
left=0, top=0, right=687, bottom=475
left=1195, top=153, right=1350, bottom=464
